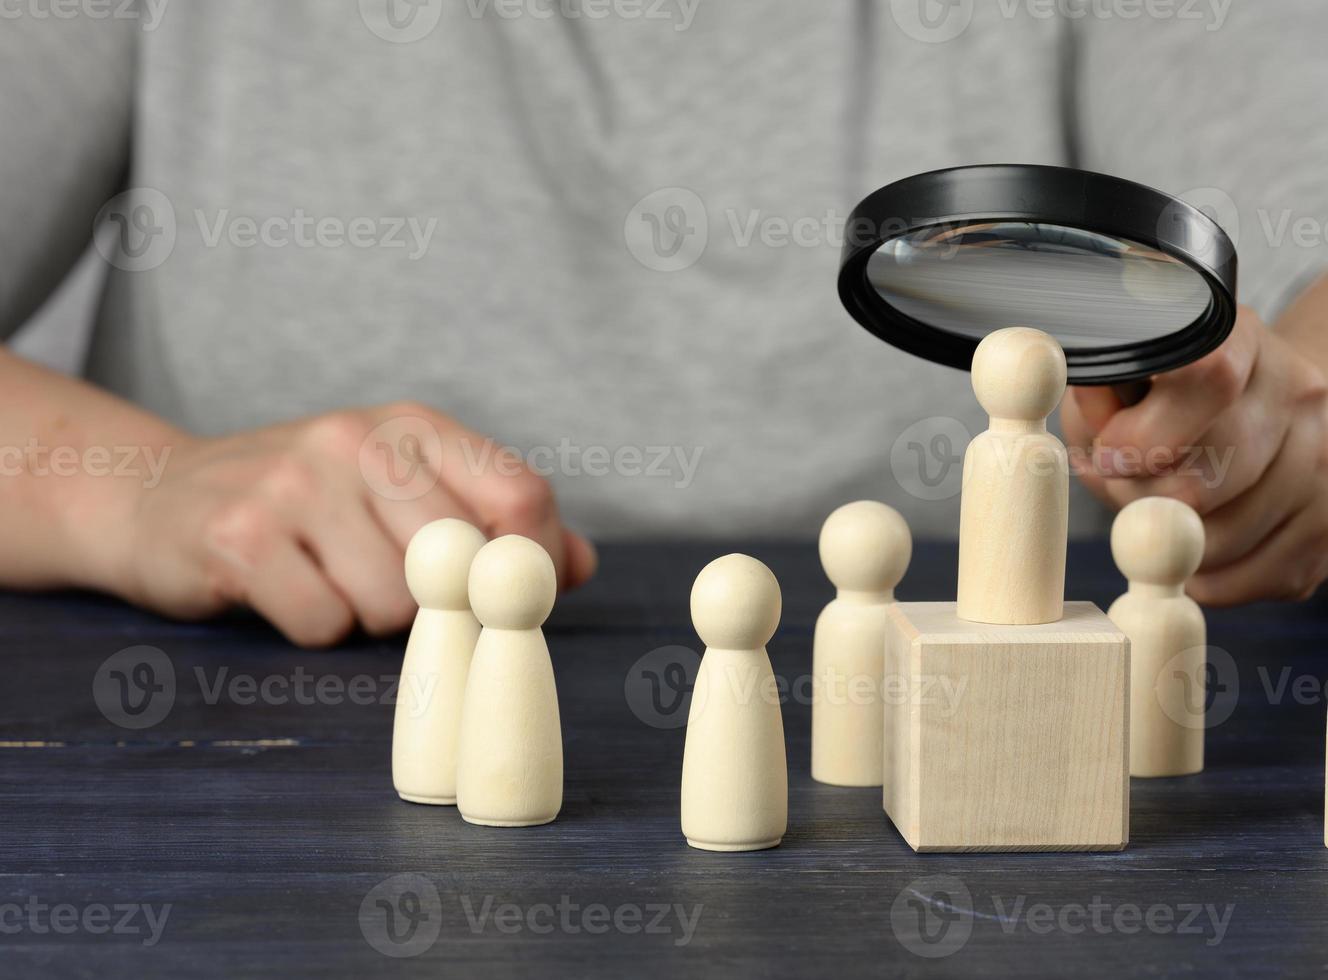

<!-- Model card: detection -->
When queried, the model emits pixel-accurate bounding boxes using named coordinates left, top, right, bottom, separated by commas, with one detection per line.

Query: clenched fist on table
left=0, top=351, right=595, bottom=648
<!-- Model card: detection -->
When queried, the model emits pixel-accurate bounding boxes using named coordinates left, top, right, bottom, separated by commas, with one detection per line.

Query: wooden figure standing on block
left=882, top=326, right=1128, bottom=852
left=455, top=535, right=564, bottom=828
left=957, top=327, right=1068, bottom=625
left=812, top=501, right=911, bottom=787
left=681, top=554, right=788, bottom=851
left=392, top=518, right=488, bottom=805
left=1108, top=497, right=1207, bottom=777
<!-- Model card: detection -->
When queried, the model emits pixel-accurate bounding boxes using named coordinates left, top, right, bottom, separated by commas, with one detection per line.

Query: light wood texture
left=883, top=601, right=1130, bottom=852
left=956, top=327, right=1069, bottom=625
left=681, top=554, right=788, bottom=851
left=812, top=501, right=911, bottom=787
left=455, top=535, right=564, bottom=827
left=392, top=519, right=486, bottom=805
left=1108, top=497, right=1207, bottom=777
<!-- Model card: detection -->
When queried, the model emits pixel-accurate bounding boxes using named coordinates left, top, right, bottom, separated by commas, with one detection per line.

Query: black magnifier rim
left=837, top=164, right=1238, bottom=385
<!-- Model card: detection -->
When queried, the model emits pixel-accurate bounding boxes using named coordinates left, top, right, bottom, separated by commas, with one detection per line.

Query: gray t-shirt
left=2, top=1, right=1325, bottom=538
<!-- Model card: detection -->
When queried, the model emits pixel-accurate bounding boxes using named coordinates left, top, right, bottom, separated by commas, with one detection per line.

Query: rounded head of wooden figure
left=690, top=553, right=782, bottom=650
left=1111, top=496, right=1205, bottom=587
left=819, top=500, right=912, bottom=595
left=404, top=518, right=488, bottom=610
left=970, top=326, right=1068, bottom=422
left=467, top=534, right=558, bottom=629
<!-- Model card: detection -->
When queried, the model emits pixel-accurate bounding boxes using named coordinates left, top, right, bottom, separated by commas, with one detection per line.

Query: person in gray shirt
left=0, top=1, right=1325, bottom=645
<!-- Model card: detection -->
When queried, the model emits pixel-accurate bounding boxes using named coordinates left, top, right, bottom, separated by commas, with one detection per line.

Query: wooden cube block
left=883, top=602, right=1129, bottom=852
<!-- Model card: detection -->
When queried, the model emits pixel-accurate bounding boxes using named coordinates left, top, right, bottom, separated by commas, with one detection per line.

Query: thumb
left=1061, top=385, right=1121, bottom=453
left=560, top=529, right=598, bottom=590
left=1060, top=386, right=1119, bottom=497
left=1070, top=385, right=1126, bottom=435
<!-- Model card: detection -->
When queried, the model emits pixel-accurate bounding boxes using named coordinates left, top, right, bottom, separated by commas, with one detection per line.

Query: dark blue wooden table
left=1, top=541, right=1325, bottom=978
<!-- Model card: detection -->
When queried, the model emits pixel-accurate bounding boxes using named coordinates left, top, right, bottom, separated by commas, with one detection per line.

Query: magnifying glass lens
left=865, top=221, right=1212, bottom=349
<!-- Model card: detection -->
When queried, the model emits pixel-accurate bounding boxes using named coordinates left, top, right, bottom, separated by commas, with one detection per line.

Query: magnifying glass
left=837, top=165, right=1238, bottom=400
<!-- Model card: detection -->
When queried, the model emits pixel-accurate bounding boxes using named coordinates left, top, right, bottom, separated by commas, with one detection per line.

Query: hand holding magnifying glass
left=1065, top=300, right=1328, bottom=606
left=840, top=165, right=1328, bottom=605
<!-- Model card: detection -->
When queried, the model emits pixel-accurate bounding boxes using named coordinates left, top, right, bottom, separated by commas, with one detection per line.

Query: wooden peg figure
left=957, top=327, right=1069, bottom=625
left=1108, top=496, right=1207, bottom=777
left=681, top=554, right=788, bottom=851
left=392, top=518, right=487, bottom=805
left=812, top=501, right=912, bottom=786
left=456, top=535, right=564, bottom=827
